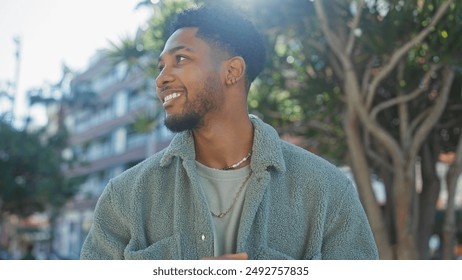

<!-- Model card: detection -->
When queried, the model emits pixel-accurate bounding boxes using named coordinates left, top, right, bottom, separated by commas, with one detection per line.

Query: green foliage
left=0, top=118, right=79, bottom=217
left=358, top=0, right=462, bottom=150
left=106, top=36, right=147, bottom=79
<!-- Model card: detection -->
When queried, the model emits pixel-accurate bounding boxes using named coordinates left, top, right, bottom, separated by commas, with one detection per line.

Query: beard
left=164, top=75, right=222, bottom=133
left=164, top=111, right=202, bottom=132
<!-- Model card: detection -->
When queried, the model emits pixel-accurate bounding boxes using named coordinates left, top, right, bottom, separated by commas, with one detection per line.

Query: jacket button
left=201, top=234, right=206, bottom=241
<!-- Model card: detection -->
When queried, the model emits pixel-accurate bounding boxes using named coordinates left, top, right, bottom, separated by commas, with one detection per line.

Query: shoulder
left=277, top=140, right=355, bottom=204
left=250, top=115, right=351, bottom=190
left=281, top=140, right=347, bottom=182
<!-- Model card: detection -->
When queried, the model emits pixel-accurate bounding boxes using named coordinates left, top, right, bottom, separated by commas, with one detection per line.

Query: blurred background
left=0, top=0, right=461, bottom=260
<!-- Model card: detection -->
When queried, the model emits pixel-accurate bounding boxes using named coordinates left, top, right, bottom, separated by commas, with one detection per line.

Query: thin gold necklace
left=221, top=151, right=252, bottom=170
left=211, top=171, right=252, bottom=218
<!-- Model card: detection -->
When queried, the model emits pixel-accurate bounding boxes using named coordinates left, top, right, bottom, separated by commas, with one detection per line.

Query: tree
left=0, top=117, right=78, bottom=218
left=313, top=0, right=462, bottom=259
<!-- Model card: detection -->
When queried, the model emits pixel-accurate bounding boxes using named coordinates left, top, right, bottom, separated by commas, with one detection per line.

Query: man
left=80, top=5, right=378, bottom=260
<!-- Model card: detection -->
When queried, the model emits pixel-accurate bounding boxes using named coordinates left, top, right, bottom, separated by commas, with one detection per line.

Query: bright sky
left=0, top=0, right=152, bottom=126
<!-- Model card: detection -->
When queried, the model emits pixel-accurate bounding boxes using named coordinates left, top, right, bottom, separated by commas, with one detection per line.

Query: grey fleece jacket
left=80, top=115, right=378, bottom=260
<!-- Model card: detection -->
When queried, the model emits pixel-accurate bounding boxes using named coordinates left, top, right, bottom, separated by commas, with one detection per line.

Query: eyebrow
left=158, top=46, right=194, bottom=63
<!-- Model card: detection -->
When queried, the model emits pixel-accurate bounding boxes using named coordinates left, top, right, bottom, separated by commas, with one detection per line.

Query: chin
left=164, top=112, right=203, bottom=132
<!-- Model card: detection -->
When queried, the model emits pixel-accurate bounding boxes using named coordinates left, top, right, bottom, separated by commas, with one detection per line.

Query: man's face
left=156, top=28, right=225, bottom=132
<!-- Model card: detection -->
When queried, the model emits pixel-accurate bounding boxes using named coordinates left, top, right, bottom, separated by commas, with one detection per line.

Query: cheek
left=183, top=68, right=209, bottom=83
left=183, top=72, right=211, bottom=91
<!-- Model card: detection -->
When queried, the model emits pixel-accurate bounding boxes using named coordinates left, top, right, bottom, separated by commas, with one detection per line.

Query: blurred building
left=51, top=51, right=172, bottom=259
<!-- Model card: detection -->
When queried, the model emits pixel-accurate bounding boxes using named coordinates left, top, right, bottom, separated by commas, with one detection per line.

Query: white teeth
left=163, top=92, right=181, bottom=104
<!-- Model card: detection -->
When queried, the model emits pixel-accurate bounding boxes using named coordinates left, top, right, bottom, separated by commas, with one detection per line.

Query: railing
left=73, top=108, right=115, bottom=134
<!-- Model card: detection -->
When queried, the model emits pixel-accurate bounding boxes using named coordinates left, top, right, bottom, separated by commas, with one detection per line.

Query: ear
left=225, top=56, right=245, bottom=86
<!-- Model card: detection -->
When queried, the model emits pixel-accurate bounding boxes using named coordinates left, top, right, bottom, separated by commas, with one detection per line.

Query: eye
left=175, top=55, right=187, bottom=63
left=157, top=63, right=164, bottom=72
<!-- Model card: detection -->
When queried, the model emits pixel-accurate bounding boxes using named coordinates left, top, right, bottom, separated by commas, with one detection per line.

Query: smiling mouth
left=163, top=92, right=182, bottom=105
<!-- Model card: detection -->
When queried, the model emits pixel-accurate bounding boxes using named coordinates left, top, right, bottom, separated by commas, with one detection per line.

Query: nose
left=155, top=68, right=175, bottom=88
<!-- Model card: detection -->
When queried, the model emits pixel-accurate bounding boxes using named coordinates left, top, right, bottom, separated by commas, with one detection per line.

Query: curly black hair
left=170, top=5, right=266, bottom=86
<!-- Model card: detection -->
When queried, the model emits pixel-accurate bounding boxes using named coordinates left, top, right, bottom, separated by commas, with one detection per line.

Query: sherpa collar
left=159, top=115, right=286, bottom=173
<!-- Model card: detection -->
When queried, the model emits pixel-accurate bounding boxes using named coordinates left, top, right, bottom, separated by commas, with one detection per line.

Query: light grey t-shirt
left=195, top=161, right=251, bottom=256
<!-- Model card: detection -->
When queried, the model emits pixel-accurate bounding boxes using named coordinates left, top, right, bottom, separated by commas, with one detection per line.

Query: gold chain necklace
left=222, top=151, right=252, bottom=170
left=211, top=171, right=252, bottom=218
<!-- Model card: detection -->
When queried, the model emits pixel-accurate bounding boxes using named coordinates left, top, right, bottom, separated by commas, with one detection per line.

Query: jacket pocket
left=124, top=234, right=179, bottom=260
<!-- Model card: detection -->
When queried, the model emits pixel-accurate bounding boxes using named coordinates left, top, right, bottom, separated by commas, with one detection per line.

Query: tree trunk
left=417, top=139, right=441, bottom=259
left=393, top=166, right=418, bottom=259
left=344, top=105, right=394, bottom=259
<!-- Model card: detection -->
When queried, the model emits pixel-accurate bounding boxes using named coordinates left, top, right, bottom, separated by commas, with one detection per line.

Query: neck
left=193, top=114, right=253, bottom=170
